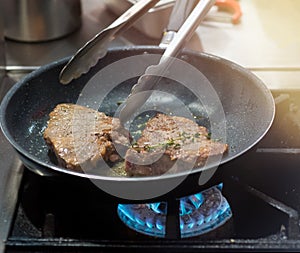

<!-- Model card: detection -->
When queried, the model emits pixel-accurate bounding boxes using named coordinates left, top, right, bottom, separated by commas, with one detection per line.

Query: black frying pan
left=0, top=46, right=275, bottom=202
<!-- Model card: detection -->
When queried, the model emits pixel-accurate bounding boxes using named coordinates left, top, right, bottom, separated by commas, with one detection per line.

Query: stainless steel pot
left=4, top=0, right=82, bottom=42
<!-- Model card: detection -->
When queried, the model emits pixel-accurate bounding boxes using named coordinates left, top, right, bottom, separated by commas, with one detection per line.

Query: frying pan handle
left=160, top=0, right=198, bottom=47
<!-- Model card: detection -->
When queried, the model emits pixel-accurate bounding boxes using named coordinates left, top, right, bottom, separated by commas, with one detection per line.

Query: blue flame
left=117, top=183, right=232, bottom=238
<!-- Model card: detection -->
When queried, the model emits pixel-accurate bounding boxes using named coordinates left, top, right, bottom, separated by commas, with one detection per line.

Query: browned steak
left=125, top=113, right=228, bottom=176
left=43, top=103, right=130, bottom=172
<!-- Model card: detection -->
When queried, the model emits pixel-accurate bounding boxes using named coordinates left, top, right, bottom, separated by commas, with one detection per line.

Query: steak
left=43, top=103, right=130, bottom=172
left=125, top=113, right=228, bottom=176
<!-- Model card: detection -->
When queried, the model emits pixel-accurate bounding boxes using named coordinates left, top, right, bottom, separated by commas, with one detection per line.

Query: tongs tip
left=58, top=0, right=160, bottom=85
left=59, top=71, right=71, bottom=85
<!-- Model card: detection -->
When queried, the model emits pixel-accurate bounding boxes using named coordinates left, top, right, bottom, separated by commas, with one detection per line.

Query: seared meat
left=44, top=106, right=227, bottom=176
left=43, top=103, right=130, bottom=172
left=125, top=113, right=228, bottom=176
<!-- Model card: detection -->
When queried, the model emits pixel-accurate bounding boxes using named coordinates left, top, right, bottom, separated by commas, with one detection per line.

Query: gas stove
left=1, top=89, right=300, bottom=252
left=1, top=0, right=300, bottom=252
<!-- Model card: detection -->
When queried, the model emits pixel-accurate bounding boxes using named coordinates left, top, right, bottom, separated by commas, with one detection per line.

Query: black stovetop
left=3, top=90, right=300, bottom=252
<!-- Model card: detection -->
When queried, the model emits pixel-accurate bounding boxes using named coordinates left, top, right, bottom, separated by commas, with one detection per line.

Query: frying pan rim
left=0, top=46, right=275, bottom=182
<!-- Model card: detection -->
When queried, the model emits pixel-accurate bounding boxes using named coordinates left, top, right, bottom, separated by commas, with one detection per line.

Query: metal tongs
left=59, top=0, right=160, bottom=84
left=59, top=0, right=216, bottom=125
left=119, top=0, right=216, bottom=125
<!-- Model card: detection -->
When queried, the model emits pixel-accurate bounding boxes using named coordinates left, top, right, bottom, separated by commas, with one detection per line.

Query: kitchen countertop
left=4, top=0, right=300, bottom=89
left=197, top=0, right=300, bottom=89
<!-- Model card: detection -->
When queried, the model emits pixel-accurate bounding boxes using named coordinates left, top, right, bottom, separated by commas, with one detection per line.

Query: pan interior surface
left=0, top=47, right=275, bottom=181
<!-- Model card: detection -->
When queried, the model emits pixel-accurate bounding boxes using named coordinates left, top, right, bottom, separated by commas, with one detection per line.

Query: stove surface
left=2, top=90, right=300, bottom=252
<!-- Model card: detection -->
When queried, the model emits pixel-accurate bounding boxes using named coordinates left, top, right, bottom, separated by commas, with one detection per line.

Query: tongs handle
left=59, top=0, right=160, bottom=85
left=160, top=0, right=198, bottom=48
left=163, top=0, right=215, bottom=60
left=167, top=0, right=198, bottom=32
left=119, top=0, right=216, bottom=126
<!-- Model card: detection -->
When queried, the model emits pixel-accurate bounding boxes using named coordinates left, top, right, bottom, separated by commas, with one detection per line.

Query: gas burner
left=117, top=184, right=232, bottom=238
